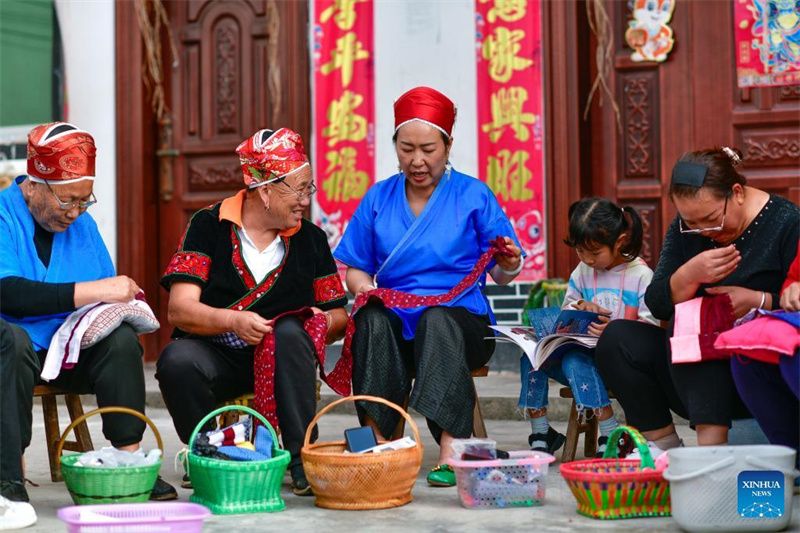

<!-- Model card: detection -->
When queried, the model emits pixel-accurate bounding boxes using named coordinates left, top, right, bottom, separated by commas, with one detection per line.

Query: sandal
left=426, top=464, right=456, bottom=487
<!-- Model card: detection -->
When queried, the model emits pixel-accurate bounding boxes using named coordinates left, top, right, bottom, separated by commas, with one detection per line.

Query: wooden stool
left=216, top=380, right=322, bottom=428
left=559, top=386, right=615, bottom=463
left=34, top=385, right=93, bottom=482
left=391, top=366, right=490, bottom=440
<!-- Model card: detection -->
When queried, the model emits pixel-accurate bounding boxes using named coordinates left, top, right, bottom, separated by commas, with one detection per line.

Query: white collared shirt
left=239, top=227, right=285, bottom=282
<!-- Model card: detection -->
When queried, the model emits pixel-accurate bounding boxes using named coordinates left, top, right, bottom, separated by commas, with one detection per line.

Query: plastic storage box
left=447, top=451, right=555, bottom=509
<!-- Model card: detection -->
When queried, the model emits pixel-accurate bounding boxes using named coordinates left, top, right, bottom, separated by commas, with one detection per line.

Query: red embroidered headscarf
left=394, top=86, right=456, bottom=137
left=27, top=122, right=96, bottom=183
left=235, top=127, right=309, bottom=188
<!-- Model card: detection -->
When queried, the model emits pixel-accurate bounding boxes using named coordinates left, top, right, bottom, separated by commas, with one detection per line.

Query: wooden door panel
left=588, top=0, right=799, bottom=273
left=152, top=0, right=301, bottom=352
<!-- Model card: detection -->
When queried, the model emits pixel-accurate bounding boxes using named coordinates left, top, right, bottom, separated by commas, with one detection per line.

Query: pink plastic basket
left=57, top=502, right=211, bottom=533
left=447, top=451, right=555, bottom=509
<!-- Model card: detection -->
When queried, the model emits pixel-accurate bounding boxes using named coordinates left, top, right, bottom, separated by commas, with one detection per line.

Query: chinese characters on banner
left=312, top=0, right=375, bottom=251
left=475, top=0, right=546, bottom=281
left=734, top=0, right=800, bottom=87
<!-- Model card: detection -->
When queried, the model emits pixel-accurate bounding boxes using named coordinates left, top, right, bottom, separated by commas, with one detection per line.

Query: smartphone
left=344, top=426, right=378, bottom=453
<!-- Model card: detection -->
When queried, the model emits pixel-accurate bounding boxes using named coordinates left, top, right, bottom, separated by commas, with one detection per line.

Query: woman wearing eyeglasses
left=596, top=146, right=799, bottom=455
left=156, top=128, right=348, bottom=495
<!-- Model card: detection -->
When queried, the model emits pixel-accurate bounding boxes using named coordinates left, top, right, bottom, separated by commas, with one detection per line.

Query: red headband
left=394, top=86, right=456, bottom=137
left=235, top=128, right=309, bottom=188
left=27, top=122, right=96, bottom=183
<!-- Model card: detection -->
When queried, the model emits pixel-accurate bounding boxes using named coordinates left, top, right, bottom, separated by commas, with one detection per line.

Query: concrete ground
left=16, top=368, right=800, bottom=532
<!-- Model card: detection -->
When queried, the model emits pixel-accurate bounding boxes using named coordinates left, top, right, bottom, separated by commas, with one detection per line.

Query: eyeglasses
left=277, top=179, right=317, bottom=200
left=44, top=181, right=97, bottom=211
left=678, top=194, right=729, bottom=234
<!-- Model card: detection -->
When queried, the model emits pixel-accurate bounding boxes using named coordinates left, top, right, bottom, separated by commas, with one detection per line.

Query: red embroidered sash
left=252, top=237, right=511, bottom=429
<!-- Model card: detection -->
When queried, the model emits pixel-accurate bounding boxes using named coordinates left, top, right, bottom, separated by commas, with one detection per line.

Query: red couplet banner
left=475, top=0, right=546, bottom=281
left=312, top=0, right=375, bottom=250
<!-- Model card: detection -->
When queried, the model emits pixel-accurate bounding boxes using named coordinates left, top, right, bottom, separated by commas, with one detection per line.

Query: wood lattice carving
left=215, top=20, right=239, bottom=135
left=189, top=164, right=242, bottom=189
left=623, top=76, right=653, bottom=178
left=743, top=137, right=800, bottom=165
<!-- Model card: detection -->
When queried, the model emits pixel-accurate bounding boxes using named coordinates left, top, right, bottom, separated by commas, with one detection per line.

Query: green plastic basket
left=58, top=407, right=162, bottom=505
left=187, top=405, right=291, bottom=515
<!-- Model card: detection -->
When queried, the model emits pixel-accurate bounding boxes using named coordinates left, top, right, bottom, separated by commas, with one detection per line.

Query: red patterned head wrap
left=27, top=122, right=96, bottom=183
left=394, top=86, right=456, bottom=137
left=235, top=128, right=309, bottom=188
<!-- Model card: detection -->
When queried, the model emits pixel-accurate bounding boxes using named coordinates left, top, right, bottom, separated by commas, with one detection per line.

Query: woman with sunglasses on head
left=596, top=146, right=799, bottom=456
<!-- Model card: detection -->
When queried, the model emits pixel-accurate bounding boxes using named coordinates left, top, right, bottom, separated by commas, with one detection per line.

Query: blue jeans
left=518, top=347, right=611, bottom=411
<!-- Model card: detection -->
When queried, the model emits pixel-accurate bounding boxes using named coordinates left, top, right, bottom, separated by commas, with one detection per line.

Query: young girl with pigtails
left=519, top=198, right=659, bottom=457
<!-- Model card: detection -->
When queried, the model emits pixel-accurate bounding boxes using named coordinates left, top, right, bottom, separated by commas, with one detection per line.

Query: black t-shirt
left=160, top=201, right=347, bottom=338
left=646, top=195, right=800, bottom=321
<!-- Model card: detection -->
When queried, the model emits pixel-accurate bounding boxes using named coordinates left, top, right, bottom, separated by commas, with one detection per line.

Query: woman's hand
left=780, top=282, right=800, bottom=311
left=495, top=236, right=522, bottom=272
left=678, top=245, right=741, bottom=285
left=704, top=286, right=763, bottom=318
left=75, top=275, right=141, bottom=306
left=587, top=315, right=611, bottom=337
left=355, top=283, right=376, bottom=296
left=228, top=311, right=273, bottom=345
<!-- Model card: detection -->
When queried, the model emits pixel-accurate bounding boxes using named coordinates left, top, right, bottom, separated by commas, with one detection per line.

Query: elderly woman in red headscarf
left=156, top=128, right=349, bottom=495
left=334, top=87, right=524, bottom=486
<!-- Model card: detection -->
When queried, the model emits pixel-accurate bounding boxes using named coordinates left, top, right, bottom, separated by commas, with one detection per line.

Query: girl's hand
left=679, top=245, right=740, bottom=285
left=780, top=282, right=800, bottom=311
left=495, top=236, right=522, bottom=272
left=587, top=315, right=611, bottom=337
left=704, top=286, right=762, bottom=318
left=574, top=300, right=612, bottom=316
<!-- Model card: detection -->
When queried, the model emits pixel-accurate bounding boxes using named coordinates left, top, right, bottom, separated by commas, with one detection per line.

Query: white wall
left=55, top=0, right=117, bottom=264
left=374, top=0, right=477, bottom=180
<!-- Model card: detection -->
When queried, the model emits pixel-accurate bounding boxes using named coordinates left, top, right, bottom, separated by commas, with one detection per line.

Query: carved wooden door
left=588, top=0, right=799, bottom=270
left=153, top=0, right=311, bottom=351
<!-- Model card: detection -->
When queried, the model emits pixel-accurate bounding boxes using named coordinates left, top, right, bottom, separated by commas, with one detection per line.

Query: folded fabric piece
left=714, top=314, right=800, bottom=364
left=671, top=295, right=735, bottom=364
left=217, top=446, right=270, bottom=462
left=40, top=295, right=159, bottom=381
left=205, top=418, right=251, bottom=447
left=758, top=309, right=800, bottom=328
left=253, top=425, right=273, bottom=457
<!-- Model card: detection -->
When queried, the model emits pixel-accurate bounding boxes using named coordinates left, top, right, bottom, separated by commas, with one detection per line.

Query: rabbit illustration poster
left=735, top=0, right=800, bottom=87
left=625, top=0, right=677, bottom=62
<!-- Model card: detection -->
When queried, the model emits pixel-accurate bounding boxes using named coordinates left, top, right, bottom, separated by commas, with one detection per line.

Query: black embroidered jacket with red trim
left=161, top=203, right=347, bottom=340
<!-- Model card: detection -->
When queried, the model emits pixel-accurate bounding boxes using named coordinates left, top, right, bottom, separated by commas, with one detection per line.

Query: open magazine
left=490, top=306, right=603, bottom=371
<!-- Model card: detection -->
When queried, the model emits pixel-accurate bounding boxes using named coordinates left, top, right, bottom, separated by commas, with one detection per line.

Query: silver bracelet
left=499, top=256, right=524, bottom=276
left=757, top=291, right=766, bottom=310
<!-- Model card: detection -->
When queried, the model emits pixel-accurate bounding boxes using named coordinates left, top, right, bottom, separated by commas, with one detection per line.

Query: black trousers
left=156, top=316, right=316, bottom=468
left=352, top=304, right=494, bottom=442
left=0, top=319, right=145, bottom=482
left=596, top=320, right=749, bottom=431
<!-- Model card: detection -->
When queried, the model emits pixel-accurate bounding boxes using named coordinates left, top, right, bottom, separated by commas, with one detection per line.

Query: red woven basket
left=560, top=425, right=670, bottom=519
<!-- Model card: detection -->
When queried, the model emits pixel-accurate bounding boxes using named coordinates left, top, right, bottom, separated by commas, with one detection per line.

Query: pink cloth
left=670, top=295, right=735, bottom=364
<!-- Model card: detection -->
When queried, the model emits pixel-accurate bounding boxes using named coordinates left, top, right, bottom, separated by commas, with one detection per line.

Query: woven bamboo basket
left=560, top=425, right=671, bottom=519
left=301, top=395, right=423, bottom=510
left=187, top=405, right=290, bottom=515
left=58, top=407, right=162, bottom=505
